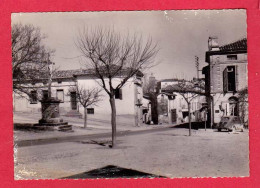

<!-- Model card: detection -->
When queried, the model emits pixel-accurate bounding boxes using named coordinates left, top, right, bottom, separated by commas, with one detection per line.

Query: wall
left=13, top=76, right=140, bottom=118
left=209, top=53, right=248, bottom=124
left=156, top=92, right=206, bottom=124
left=209, top=53, right=247, bottom=93
left=13, top=80, right=76, bottom=114
left=77, top=76, right=136, bottom=116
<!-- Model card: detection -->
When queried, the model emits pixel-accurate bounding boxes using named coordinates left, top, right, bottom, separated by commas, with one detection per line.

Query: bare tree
left=165, top=79, right=205, bottom=136
left=76, top=27, right=158, bottom=147
left=72, top=85, right=103, bottom=128
left=12, top=23, right=55, bottom=97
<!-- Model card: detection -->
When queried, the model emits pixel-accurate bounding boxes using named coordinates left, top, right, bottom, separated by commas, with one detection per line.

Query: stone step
left=35, top=122, right=69, bottom=126
left=58, top=124, right=73, bottom=131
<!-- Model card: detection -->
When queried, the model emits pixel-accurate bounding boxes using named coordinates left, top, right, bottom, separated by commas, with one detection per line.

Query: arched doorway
left=229, top=96, right=238, bottom=116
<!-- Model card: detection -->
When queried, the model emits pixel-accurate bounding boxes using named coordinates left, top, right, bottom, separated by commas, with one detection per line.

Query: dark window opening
left=143, top=109, right=148, bottom=114
left=223, top=66, right=236, bottom=93
left=227, top=55, right=237, bottom=60
left=87, top=108, right=94, bottom=114
left=57, top=80, right=62, bottom=84
left=182, top=111, right=189, bottom=119
left=42, top=90, right=48, bottom=100
left=30, top=90, right=38, bottom=104
left=115, top=88, right=123, bottom=100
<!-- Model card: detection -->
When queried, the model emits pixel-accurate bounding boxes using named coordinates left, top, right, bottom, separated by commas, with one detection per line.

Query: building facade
left=13, top=69, right=144, bottom=123
left=157, top=79, right=206, bottom=124
left=202, top=37, right=248, bottom=125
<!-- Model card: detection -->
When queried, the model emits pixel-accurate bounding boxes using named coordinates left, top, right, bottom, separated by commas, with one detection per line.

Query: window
left=227, top=55, right=237, bottom=60
left=223, top=66, right=236, bottom=92
left=42, top=90, right=48, bottom=100
left=115, top=88, right=123, bottom=100
left=56, top=89, right=64, bottom=102
left=87, top=108, right=94, bottom=114
left=30, top=90, right=37, bottom=104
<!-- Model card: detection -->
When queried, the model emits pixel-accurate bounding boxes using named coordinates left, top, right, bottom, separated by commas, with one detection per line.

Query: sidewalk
left=13, top=112, right=175, bottom=142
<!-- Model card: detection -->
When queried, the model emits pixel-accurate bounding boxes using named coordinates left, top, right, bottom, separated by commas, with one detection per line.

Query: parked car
left=216, top=116, right=244, bottom=132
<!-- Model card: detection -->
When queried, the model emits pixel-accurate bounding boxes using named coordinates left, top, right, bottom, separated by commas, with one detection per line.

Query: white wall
left=13, top=80, right=76, bottom=114
left=13, top=75, right=142, bottom=118
left=77, top=76, right=136, bottom=115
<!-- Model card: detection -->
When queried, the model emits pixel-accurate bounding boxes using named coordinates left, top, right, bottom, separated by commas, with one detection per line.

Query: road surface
left=14, top=128, right=249, bottom=179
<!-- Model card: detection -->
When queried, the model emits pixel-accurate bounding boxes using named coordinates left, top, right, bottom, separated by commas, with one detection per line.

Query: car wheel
left=218, top=128, right=221, bottom=132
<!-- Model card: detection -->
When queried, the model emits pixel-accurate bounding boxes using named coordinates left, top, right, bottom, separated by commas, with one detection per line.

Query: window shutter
left=223, top=67, right=228, bottom=93
left=119, top=89, right=123, bottom=100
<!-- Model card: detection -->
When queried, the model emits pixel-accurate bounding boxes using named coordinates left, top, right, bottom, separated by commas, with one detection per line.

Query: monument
left=35, top=58, right=72, bottom=131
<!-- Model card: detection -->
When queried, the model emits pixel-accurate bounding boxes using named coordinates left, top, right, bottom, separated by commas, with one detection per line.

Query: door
left=70, top=92, right=77, bottom=110
left=171, top=109, right=177, bottom=123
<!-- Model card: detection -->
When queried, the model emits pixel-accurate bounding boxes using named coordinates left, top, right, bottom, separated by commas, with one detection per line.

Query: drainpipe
left=211, top=95, right=214, bottom=128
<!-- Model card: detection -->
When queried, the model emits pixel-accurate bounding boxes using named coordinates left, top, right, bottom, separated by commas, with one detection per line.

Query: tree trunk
left=84, top=107, right=87, bottom=128
left=109, top=97, right=117, bottom=148
left=188, top=102, right=192, bottom=136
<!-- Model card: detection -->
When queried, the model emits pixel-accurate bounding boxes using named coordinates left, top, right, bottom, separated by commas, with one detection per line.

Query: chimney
left=208, top=36, right=219, bottom=51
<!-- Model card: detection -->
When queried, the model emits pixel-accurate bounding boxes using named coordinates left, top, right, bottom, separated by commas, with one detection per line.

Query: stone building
left=202, top=37, right=248, bottom=126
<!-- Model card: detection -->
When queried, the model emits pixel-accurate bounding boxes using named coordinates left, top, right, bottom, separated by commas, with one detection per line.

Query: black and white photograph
left=12, top=10, right=248, bottom=179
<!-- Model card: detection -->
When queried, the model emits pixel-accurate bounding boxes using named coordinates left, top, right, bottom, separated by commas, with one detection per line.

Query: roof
left=160, top=78, right=179, bottom=82
left=53, top=69, right=85, bottom=79
left=205, top=38, right=247, bottom=63
left=158, top=92, right=176, bottom=96
left=14, top=67, right=144, bottom=84
left=161, top=84, right=181, bottom=92
left=219, top=38, right=247, bottom=52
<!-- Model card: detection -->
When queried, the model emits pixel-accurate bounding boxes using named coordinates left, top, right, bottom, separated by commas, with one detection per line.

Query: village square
left=12, top=10, right=249, bottom=179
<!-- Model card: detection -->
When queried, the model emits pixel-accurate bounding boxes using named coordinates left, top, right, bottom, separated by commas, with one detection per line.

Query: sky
left=11, top=10, right=247, bottom=80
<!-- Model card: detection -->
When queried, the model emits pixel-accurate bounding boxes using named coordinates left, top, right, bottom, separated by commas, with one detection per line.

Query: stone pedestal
left=35, top=97, right=72, bottom=131
left=38, top=97, right=67, bottom=126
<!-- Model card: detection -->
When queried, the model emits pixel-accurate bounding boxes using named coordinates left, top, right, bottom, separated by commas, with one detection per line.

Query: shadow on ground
left=62, top=165, right=165, bottom=179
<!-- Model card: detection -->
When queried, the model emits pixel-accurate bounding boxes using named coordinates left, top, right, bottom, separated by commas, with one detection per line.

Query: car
left=216, top=116, right=244, bottom=132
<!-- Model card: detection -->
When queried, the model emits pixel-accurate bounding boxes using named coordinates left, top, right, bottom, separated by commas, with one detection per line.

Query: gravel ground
left=14, top=128, right=249, bottom=179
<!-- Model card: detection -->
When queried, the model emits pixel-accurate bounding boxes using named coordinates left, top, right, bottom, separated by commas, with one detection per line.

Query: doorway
left=70, top=91, right=77, bottom=110
left=229, top=97, right=238, bottom=116
left=171, top=109, right=177, bottom=123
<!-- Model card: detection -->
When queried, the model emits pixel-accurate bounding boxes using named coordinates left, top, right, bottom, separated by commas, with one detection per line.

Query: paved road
left=15, top=125, right=176, bottom=147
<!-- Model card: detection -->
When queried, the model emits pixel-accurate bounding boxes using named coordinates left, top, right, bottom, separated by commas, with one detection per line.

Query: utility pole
left=195, top=56, right=199, bottom=80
